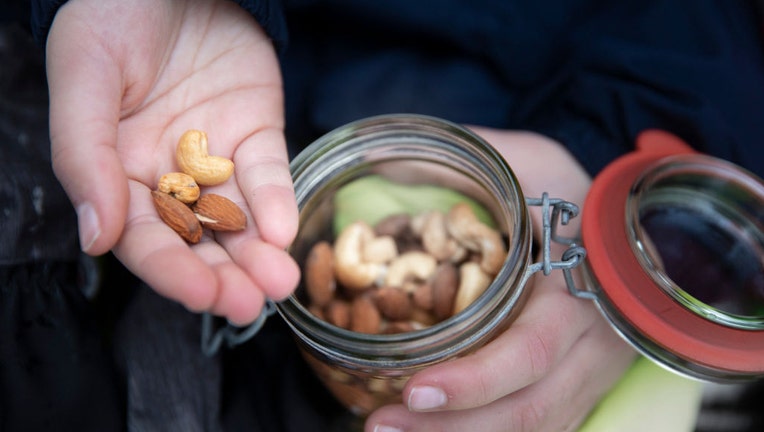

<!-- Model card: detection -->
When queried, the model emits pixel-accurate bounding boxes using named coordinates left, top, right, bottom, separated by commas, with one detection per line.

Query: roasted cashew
left=446, top=203, right=506, bottom=275
left=412, top=210, right=467, bottom=262
left=384, top=251, right=438, bottom=288
left=334, top=221, right=390, bottom=291
left=453, top=262, right=492, bottom=314
left=176, top=129, right=235, bottom=186
left=157, top=172, right=200, bottom=204
left=362, top=235, right=398, bottom=264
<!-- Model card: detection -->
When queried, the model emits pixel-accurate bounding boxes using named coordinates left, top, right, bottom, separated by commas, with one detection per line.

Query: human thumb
left=46, top=25, right=129, bottom=255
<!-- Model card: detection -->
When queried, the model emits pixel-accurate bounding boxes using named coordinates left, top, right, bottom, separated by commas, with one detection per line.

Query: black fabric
left=0, top=23, right=78, bottom=265
left=280, top=0, right=764, bottom=178
left=0, top=261, right=126, bottom=432
left=114, top=285, right=224, bottom=432
left=219, top=316, right=348, bottom=432
left=30, top=0, right=288, bottom=50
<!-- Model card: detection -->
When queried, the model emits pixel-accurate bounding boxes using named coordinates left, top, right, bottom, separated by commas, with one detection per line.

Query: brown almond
left=152, top=190, right=203, bottom=244
left=325, top=299, right=351, bottom=329
left=350, top=296, right=381, bottom=334
left=192, top=193, right=247, bottom=231
left=412, top=283, right=434, bottom=311
left=431, top=262, right=458, bottom=320
left=304, top=241, right=336, bottom=307
left=374, top=286, right=413, bottom=321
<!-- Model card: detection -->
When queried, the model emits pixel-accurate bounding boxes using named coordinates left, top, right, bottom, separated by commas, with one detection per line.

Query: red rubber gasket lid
left=582, top=129, right=764, bottom=378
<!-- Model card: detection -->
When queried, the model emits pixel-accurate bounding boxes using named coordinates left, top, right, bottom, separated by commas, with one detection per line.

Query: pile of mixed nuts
left=152, top=129, right=246, bottom=243
left=303, top=202, right=507, bottom=334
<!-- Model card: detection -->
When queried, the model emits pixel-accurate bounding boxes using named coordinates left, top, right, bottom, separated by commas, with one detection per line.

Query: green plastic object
left=333, top=175, right=496, bottom=235
left=579, top=356, right=703, bottom=432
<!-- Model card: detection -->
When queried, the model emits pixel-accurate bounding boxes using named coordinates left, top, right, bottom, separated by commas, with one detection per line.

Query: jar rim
left=627, top=153, right=764, bottom=329
left=280, top=113, right=533, bottom=370
left=583, top=129, right=764, bottom=382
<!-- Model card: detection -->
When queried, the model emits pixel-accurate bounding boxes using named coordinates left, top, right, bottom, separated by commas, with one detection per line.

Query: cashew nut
left=362, top=235, right=398, bottom=264
left=446, top=203, right=507, bottom=275
left=157, top=172, right=201, bottom=204
left=453, top=261, right=492, bottom=314
left=412, top=210, right=467, bottom=262
left=176, top=129, right=234, bottom=186
left=334, top=221, right=387, bottom=291
left=384, top=251, right=438, bottom=288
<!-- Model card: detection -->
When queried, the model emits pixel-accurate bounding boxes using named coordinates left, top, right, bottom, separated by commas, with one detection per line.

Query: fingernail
left=408, top=385, right=447, bottom=411
left=374, top=425, right=403, bottom=432
left=76, top=202, right=101, bottom=252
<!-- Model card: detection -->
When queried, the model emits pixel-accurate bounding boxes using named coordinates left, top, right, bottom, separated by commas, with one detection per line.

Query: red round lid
left=582, top=129, right=764, bottom=380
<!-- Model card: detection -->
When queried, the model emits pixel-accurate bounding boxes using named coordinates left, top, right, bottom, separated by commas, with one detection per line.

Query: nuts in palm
left=151, top=130, right=246, bottom=243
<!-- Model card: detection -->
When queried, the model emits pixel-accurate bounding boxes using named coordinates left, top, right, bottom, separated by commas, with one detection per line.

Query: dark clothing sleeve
left=522, top=1, right=764, bottom=177
left=30, top=0, right=288, bottom=50
left=281, top=0, right=764, bottom=179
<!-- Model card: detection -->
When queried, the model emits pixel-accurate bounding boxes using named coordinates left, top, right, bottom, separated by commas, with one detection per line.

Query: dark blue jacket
left=32, top=0, right=764, bottom=178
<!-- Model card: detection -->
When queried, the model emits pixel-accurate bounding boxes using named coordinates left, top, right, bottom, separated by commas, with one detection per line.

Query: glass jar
left=200, top=122, right=764, bottom=416
left=579, top=130, right=764, bottom=382
left=277, top=114, right=581, bottom=415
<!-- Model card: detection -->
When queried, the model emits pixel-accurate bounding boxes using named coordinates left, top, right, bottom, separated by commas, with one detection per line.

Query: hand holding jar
left=364, top=127, right=637, bottom=432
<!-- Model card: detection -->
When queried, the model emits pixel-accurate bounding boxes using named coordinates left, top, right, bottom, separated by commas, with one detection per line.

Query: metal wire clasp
left=201, top=299, right=277, bottom=357
left=526, top=193, right=593, bottom=300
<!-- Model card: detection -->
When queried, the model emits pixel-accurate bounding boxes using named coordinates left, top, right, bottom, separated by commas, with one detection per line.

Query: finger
left=192, top=240, right=267, bottom=325
left=233, top=126, right=298, bottom=249
left=115, top=181, right=283, bottom=324
left=46, top=19, right=128, bottom=255
left=218, top=232, right=301, bottom=302
left=367, top=317, right=635, bottom=432
left=214, top=126, right=301, bottom=302
left=112, top=181, right=219, bottom=313
left=401, top=273, right=599, bottom=412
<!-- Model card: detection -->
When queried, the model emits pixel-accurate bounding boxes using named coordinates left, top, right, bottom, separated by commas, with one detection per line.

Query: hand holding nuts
left=151, top=130, right=246, bottom=243
left=302, top=203, right=507, bottom=334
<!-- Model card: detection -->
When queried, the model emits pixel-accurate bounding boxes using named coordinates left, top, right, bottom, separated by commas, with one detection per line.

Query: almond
left=431, top=262, right=458, bottom=320
left=412, top=283, right=434, bottom=311
left=152, top=190, right=203, bottom=243
left=192, top=193, right=247, bottom=231
left=374, top=286, right=413, bottom=321
left=350, top=296, right=381, bottom=334
left=325, top=299, right=351, bottom=329
left=304, top=241, right=336, bottom=307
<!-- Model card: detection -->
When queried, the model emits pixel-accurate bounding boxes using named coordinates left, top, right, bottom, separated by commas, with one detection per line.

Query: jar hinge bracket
left=526, top=193, right=595, bottom=300
left=200, top=299, right=277, bottom=357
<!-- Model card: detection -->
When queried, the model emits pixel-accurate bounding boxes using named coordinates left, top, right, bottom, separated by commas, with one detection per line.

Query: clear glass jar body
left=278, top=114, right=533, bottom=414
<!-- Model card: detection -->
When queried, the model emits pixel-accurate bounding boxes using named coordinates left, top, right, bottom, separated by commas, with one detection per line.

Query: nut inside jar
left=300, top=176, right=508, bottom=335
